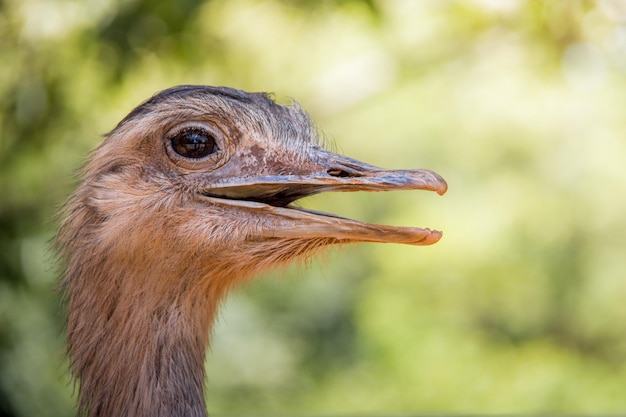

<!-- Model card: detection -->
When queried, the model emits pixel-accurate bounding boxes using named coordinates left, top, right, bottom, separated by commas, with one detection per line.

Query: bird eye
left=171, top=128, right=217, bottom=159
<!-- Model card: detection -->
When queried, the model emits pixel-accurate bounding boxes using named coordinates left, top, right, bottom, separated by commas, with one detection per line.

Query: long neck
left=66, top=266, right=221, bottom=417
left=58, top=175, right=324, bottom=417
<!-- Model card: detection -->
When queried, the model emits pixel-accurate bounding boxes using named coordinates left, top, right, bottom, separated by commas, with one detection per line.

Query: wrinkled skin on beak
left=201, top=147, right=447, bottom=246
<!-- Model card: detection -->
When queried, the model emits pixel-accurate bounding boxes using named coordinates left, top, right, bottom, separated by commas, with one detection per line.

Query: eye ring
left=164, top=122, right=229, bottom=170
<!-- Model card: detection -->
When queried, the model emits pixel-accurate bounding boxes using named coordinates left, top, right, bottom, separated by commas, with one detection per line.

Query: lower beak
left=202, top=150, right=447, bottom=246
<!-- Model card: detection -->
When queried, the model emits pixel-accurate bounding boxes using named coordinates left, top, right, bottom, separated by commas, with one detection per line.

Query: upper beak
left=202, top=149, right=447, bottom=246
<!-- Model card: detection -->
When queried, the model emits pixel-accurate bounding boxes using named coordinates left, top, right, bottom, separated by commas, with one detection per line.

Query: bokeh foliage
left=2, top=0, right=626, bottom=415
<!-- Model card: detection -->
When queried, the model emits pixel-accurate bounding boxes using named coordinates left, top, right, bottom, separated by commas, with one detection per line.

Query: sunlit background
left=2, top=0, right=626, bottom=416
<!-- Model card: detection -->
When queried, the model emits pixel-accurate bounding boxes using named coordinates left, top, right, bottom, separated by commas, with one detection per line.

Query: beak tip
left=436, top=181, right=448, bottom=196
left=405, top=228, right=443, bottom=246
left=429, top=229, right=444, bottom=243
left=432, top=172, right=448, bottom=196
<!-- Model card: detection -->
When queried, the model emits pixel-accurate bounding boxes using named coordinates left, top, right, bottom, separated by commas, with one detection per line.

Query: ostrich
left=56, top=85, right=447, bottom=417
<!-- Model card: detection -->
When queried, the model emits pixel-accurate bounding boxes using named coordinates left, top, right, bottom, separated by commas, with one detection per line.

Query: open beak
left=202, top=149, right=447, bottom=246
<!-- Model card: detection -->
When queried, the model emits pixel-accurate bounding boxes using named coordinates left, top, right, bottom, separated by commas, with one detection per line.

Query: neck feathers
left=57, top=187, right=221, bottom=417
left=60, top=241, right=218, bottom=416
left=67, top=293, right=211, bottom=417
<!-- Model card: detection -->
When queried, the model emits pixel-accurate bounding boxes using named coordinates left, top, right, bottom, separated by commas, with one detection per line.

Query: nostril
left=327, top=168, right=359, bottom=178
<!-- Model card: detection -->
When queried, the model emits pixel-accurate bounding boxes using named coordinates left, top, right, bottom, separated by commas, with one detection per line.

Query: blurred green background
left=2, top=0, right=626, bottom=415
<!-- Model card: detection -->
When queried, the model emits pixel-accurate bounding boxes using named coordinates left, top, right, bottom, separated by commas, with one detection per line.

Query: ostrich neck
left=61, top=192, right=284, bottom=417
left=67, top=265, right=223, bottom=417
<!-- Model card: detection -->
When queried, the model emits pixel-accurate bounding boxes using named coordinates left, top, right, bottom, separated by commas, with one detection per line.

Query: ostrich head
left=56, top=85, right=447, bottom=417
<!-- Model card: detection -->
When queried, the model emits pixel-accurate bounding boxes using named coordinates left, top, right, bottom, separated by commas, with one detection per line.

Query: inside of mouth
left=202, top=184, right=331, bottom=208
left=202, top=190, right=308, bottom=208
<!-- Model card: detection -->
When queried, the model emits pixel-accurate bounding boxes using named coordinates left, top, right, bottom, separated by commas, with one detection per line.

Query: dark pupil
left=172, top=130, right=216, bottom=158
